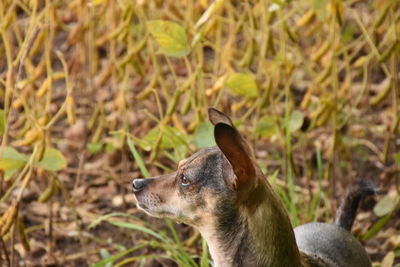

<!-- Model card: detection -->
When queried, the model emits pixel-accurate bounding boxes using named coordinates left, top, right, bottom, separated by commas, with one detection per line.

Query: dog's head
left=132, top=108, right=259, bottom=227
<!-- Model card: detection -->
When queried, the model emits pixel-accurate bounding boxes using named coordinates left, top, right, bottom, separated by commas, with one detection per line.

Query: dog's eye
left=180, top=174, right=191, bottom=186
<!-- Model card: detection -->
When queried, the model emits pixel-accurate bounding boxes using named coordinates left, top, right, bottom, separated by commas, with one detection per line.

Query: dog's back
left=295, top=223, right=371, bottom=267
left=295, top=180, right=376, bottom=267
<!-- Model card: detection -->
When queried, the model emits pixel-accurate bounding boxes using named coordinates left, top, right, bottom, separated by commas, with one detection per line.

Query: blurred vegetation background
left=0, top=0, right=399, bottom=266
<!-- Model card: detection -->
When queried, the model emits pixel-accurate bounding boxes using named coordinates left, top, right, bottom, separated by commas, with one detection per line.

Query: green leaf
left=0, top=109, right=5, bottom=134
left=256, top=116, right=277, bottom=138
left=289, top=110, right=304, bottom=132
left=193, top=122, right=216, bottom=148
left=393, top=153, right=400, bottom=165
left=87, top=143, right=103, bottom=154
left=36, top=147, right=67, bottom=171
left=147, top=20, right=190, bottom=57
left=0, top=147, right=27, bottom=180
left=104, top=142, right=116, bottom=153
left=341, top=24, right=356, bottom=44
left=226, top=73, right=258, bottom=97
left=312, top=0, right=327, bottom=20
left=139, top=126, right=188, bottom=151
left=99, top=249, right=113, bottom=267
left=373, top=191, right=400, bottom=217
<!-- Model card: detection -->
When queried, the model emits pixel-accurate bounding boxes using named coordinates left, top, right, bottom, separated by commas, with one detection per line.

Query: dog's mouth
left=134, top=195, right=190, bottom=223
left=136, top=202, right=177, bottom=219
left=133, top=194, right=165, bottom=218
left=132, top=194, right=149, bottom=211
left=136, top=203, right=160, bottom=217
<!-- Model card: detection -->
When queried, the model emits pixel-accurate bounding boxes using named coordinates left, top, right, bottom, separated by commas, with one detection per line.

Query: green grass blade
left=362, top=213, right=392, bottom=241
left=109, top=221, right=169, bottom=243
left=114, top=254, right=171, bottom=267
left=127, top=137, right=150, bottom=178
left=200, top=237, right=209, bottom=267
left=88, top=212, right=140, bottom=229
left=90, top=244, right=147, bottom=267
left=166, top=220, right=198, bottom=267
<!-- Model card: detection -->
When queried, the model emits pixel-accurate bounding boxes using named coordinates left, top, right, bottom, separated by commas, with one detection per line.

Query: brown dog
left=132, top=108, right=375, bottom=267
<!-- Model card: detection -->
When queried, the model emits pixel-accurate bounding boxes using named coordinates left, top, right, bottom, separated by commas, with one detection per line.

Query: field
left=0, top=0, right=399, bottom=266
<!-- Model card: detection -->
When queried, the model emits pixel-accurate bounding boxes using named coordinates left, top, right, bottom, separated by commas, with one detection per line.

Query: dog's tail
left=334, top=179, right=378, bottom=232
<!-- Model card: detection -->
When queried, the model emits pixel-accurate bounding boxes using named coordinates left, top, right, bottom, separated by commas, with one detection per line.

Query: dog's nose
left=132, top=179, right=146, bottom=192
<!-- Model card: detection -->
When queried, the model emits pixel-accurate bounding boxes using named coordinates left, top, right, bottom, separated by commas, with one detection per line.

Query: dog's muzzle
left=132, top=178, right=147, bottom=192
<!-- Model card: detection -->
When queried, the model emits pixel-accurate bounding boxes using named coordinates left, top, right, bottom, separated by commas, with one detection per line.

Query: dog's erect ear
left=214, top=122, right=256, bottom=190
left=208, top=107, right=233, bottom=127
left=209, top=107, right=256, bottom=190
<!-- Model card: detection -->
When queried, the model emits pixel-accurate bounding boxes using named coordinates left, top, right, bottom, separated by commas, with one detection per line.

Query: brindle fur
left=132, top=108, right=373, bottom=267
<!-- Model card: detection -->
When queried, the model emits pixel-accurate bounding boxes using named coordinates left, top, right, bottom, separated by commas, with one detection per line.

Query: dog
left=132, top=108, right=375, bottom=267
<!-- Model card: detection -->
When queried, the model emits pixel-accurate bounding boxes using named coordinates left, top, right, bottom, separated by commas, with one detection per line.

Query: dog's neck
left=197, top=178, right=303, bottom=267
left=198, top=226, right=234, bottom=267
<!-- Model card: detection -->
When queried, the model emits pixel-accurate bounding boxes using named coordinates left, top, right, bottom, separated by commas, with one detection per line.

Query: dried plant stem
left=56, top=176, right=88, bottom=252
left=0, top=236, right=10, bottom=266
left=10, top=220, right=17, bottom=267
